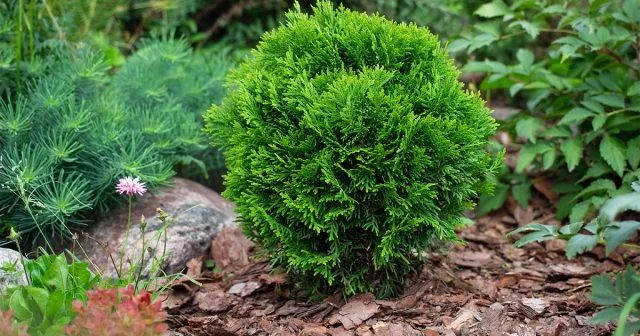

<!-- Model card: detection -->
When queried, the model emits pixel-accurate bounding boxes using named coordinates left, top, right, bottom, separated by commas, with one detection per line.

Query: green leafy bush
left=205, top=1, right=500, bottom=297
left=0, top=252, right=99, bottom=335
left=453, top=0, right=640, bottom=220
left=0, top=39, right=235, bottom=244
left=508, top=180, right=640, bottom=334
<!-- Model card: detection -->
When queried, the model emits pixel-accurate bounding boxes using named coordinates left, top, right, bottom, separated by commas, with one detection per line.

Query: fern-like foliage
left=0, top=38, right=235, bottom=245
left=205, top=1, right=500, bottom=298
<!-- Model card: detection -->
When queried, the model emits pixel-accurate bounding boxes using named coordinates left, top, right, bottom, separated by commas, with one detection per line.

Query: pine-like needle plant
left=205, top=1, right=501, bottom=297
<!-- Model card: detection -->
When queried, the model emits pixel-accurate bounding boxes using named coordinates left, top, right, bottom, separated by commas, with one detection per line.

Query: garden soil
left=163, top=187, right=637, bottom=336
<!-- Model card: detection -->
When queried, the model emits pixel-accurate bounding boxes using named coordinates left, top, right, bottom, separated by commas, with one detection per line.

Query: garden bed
left=164, top=207, right=635, bottom=336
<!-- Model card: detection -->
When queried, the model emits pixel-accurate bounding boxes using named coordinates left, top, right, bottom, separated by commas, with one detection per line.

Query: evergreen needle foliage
left=205, top=1, right=500, bottom=297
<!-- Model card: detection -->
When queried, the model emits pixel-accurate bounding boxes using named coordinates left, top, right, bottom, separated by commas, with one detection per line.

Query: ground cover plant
left=205, top=1, right=501, bottom=298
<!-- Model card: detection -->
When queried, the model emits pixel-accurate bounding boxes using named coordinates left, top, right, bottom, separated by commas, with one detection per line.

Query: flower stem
left=118, top=194, right=133, bottom=278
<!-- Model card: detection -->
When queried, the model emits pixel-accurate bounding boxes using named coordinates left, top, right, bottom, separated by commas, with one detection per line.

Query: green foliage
left=590, top=267, right=640, bottom=336
left=508, top=181, right=640, bottom=333
left=0, top=39, right=235, bottom=244
left=0, top=252, right=99, bottom=336
left=350, top=0, right=484, bottom=39
left=509, top=182, right=640, bottom=259
left=205, top=2, right=500, bottom=297
left=453, top=0, right=640, bottom=220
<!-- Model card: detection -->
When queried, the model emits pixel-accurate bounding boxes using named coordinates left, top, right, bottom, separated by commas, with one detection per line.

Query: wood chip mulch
left=162, top=191, right=639, bottom=336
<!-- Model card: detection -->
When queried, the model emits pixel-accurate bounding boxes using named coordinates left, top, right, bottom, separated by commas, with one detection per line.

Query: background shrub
left=205, top=1, right=500, bottom=297
left=452, top=0, right=640, bottom=221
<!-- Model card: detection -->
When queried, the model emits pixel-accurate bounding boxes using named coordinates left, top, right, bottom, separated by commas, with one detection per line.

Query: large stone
left=73, top=178, right=236, bottom=278
left=0, top=248, right=28, bottom=292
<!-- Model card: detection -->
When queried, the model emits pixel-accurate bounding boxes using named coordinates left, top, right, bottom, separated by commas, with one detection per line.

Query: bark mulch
left=163, top=197, right=638, bottom=336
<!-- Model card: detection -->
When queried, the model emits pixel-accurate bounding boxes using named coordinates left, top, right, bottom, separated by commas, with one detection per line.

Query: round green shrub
left=205, top=1, right=500, bottom=297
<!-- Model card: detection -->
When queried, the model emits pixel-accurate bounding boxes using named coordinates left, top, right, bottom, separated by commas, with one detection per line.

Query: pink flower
left=115, top=176, right=147, bottom=196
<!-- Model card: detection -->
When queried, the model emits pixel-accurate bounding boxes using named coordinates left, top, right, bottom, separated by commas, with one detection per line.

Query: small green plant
left=0, top=251, right=100, bottom=336
left=452, top=0, right=640, bottom=220
left=205, top=1, right=500, bottom=297
left=508, top=180, right=640, bottom=334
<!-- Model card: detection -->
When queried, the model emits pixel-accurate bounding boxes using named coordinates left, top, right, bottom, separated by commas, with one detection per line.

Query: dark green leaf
left=593, top=94, right=625, bottom=108
left=560, top=138, right=583, bottom=172
left=515, top=117, right=543, bottom=143
left=474, top=0, right=511, bottom=18
left=477, top=182, right=509, bottom=216
left=559, top=107, right=594, bottom=125
left=600, top=134, right=627, bottom=176
left=627, top=136, right=640, bottom=170
left=604, top=221, right=640, bottom=255
left=570, top=200, right=592, bottom=223
left=512, top=181, right=532, bottom=208
left=566, top=234, right=599, bottom=259
left=590, top=307, right=622, bottom=324
left=590, top=275, right=620, bottom=306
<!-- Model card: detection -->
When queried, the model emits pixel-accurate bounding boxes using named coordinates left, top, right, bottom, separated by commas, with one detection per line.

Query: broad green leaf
left=468, top=34, right=499, bottom=52
left=604, top=221, right=640, bottom=255
left=600, top=134, right=627, bottom=176
left=579, top=163, right=612, bottom=183
left=474, top=0, right=511, bottom=18
left=575, top=179, right=617, bottom=200
left=582, top=99, right=604, bottom=113
left=509, top=223, right=559, bottom=247
left=623, top=0, right=640, bottom=23
left=516, top=142, right=552, bottom=172
left=461, top=61, right=508, bottom=74
left=593, top=94, right=625, bottom=108
left=559, top=107, right=594, bottom=125
left=627, top=136, right=640, bottom=169
left=590, top=307, right=622, bottom=324
left=541, top=125, right=572, bottom=138
left=477, top=182, right=509, bottom=216
left=600, top=193, right=640, bottom=221
left=566, top=234, right=599, bottom=259
left=526, top=89, right=551, bottom=111
left=628, top=82, right=640, bottom=96
left=512, top=181, right=532, bottom=208
left=616, top=265, right=640, bottom=300
left=559, top=221, right=584, bottom=235
left=516, top=49, right=534, bottom=67
left=570, top=200, right=592, bottom=223
left=542, top=147, right=556, bottom=170
left=560, top=138, right=583, bottom=172
left=515, top=117, right=542, bottom=143
left=448, top=39, right=470, bottom=53
left=510, top=20, right=540, bottom=38
left=590, top=275, right=620, bottom=305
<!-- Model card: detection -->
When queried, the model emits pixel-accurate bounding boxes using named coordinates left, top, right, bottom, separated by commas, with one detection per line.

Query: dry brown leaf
left=532, top=178, right=558, bottom=202
left=185, top=257, right=203, bottom=278
left=210, top=227, right=254, bottom=273
left=194, top=289, right=234, bottom=313
left=450, top=251, right=494, bottom=268
left=328, top=293, right=379, bottom=330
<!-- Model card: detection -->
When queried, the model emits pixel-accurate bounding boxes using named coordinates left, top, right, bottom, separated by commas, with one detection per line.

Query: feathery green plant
left=205, top=1, right=500, bottom=298
left=0, top=38, right=236, bottom=246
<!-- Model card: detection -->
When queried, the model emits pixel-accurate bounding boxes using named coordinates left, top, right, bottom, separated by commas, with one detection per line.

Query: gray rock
left=72, top=178, right=237, bottom=278
left=0, top=248, right=28, bottom=292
